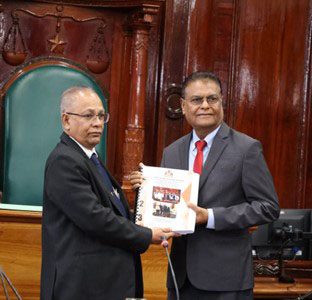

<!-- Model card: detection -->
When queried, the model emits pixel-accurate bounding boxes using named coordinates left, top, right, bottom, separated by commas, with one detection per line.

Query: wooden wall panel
left=156, top=0, right=312, bottom=210
left=156, top=0, right=190, bottom=164
left=156, top=0, right=234, bottom=165
left=229, top=0, right=312, bottom=208
left=110, top=23, right=133, bottom=181
left=143, top=9, right=165, bottom=166
left=185, top=0, right=234, bottom=121
left=303, top=5, right=312, bottom=211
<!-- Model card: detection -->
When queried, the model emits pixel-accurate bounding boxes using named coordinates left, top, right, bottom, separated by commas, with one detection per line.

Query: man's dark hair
left=181, top=71, right=222, bottom=98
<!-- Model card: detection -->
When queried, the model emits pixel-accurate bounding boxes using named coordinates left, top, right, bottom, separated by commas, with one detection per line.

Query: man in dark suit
left=40, top=86, right=174, bottom=300
left=131, top=71, right=280, bottom=299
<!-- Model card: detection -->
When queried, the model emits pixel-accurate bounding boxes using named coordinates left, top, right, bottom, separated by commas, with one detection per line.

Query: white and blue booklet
left=135, top=165, right=199, bottom=234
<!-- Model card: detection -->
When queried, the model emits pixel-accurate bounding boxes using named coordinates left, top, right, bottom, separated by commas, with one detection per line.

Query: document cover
left=135, top=165, right=199, bottom=234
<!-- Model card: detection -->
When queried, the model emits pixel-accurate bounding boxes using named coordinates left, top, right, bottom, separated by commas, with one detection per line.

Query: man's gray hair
left=60, top=86, right=96, bottom=115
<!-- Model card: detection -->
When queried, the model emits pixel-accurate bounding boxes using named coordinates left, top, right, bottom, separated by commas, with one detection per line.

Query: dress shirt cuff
left=207, top=208, right=215, bottom=229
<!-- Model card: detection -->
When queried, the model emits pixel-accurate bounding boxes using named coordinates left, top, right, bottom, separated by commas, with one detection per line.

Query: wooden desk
left=255, top=277, right=312, bottom=299
left=0, top=210, right=41, bottom=300
left=254, top=260, right=312, bottom=298
left=141, top=256, right=312, bottom=300
left=141, top=244, right=168, bottom=300
left=0, top=210, right=311, bottom=300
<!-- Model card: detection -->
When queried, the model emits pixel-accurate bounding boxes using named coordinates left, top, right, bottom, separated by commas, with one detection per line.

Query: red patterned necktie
left=193, top=140, right=207, bottom=174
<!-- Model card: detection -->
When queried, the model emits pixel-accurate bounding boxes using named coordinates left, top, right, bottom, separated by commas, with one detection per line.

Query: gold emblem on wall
left=47, top=14, right=67, bottom=54
left=2, top=4, right=110, bottom=71
left=48, top=33, right=67, bottom=53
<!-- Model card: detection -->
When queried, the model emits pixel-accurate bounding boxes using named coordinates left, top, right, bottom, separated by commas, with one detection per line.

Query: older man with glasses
left=40, top=86, right=174, bottom=300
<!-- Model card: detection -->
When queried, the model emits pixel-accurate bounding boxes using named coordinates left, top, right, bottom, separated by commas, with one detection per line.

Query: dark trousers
left=168, top=277, right=253, bottom=300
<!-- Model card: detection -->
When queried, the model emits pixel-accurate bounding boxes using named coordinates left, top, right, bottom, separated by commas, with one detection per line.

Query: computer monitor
left=252, top=209, right=311, bottom=260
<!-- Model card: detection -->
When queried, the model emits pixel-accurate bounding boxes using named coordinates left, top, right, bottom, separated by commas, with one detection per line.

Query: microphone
left=161, top=237, right=169, bottom=248
left=160, top=237, right=180, bottom=300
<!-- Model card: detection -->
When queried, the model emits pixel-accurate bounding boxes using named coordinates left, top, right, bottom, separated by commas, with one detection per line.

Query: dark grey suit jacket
left=40, top=133, right=152, bottom=300
left=161, top=123, right=280, bottom=291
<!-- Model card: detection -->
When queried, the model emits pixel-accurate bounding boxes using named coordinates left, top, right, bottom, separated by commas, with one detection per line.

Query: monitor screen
left=252, top=209, right=311, bottom=260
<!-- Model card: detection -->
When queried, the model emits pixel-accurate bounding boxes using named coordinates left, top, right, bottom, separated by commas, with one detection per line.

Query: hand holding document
left=134, top=165, right=199, bottom=234
left=150, top=227, right=176, bottom=244
left=130, top=163, right=144, bottom=190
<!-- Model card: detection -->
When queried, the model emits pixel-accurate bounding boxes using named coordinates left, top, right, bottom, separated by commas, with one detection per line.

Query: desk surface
left=254, top=277, right=312, bottom=299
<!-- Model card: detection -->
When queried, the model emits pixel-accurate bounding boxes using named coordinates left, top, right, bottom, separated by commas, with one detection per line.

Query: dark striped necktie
left=90, top=153, right=127, bottom=217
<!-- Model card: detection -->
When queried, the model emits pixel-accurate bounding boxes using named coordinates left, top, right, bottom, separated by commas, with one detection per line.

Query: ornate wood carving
left=2, top=5, right=109, bottom=71
left=253, top=260, right=312, bottom=278
left=121, top=5, right=159, bottom=207
left=2, top=13, right=28, bottom=66
left=0, top=3, right=4, bottom=42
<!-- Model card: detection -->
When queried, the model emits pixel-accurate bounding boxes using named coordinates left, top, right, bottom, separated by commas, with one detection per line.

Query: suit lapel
left=179, top=133, right=192, bottom=170
left=60, top=132, right=88, bottom=157
left=199, top=123, right=230, bottom=190
left=61, top=133, right=129, bottom=217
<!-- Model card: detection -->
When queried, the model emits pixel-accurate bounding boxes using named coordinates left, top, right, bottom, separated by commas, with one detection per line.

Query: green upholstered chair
left=1, top=63, right=107, bottom=206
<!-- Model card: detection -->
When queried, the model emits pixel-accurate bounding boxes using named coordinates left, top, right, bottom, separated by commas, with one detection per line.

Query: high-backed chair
left=1, top=60, right=107, bottom=206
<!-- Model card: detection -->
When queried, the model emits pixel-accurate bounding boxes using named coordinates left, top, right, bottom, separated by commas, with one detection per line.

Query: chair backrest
left=2, top=63, right=107, bottom=206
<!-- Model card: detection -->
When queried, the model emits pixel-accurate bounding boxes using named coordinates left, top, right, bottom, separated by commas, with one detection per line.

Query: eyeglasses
left=185, top=95, right=222, bottom=106
left=66, top=112, right=110, bottom=123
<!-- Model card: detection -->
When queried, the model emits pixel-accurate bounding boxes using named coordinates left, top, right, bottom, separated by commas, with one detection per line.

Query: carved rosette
left=121, top=5, right=159, bottom=208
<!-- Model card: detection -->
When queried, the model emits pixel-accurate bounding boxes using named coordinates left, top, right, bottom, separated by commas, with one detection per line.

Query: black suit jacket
left=40, top=133, right=152, bottom=300
left=161, top=123, right=280, bottom=291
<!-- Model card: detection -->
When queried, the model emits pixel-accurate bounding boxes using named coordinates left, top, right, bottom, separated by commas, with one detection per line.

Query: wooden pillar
left=121, top=5, right=158, bottom=207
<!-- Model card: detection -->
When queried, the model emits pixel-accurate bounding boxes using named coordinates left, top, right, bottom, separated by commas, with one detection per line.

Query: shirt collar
left=190, top=125, right=221, bottom=151
left=69, top=136, right=96, bottom=159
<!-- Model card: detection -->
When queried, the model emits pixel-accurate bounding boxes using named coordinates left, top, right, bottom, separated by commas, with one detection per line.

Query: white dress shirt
left=188, top=126, right=221, bottom=229
left=69, top=136, right=96, bottom=158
